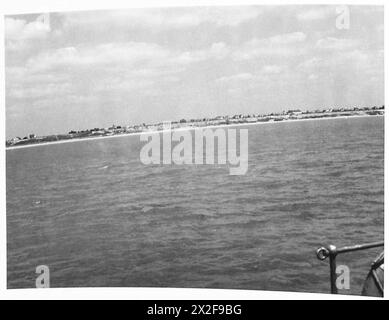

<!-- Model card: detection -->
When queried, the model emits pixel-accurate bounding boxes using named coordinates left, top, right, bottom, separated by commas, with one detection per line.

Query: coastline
left=5, top=114, right=383, bottom=151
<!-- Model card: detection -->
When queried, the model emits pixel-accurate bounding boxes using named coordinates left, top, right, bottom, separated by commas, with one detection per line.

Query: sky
left=5, top=5, right=384, bottom=138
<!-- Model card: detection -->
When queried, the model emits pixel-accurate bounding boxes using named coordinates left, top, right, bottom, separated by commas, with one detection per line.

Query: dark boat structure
left=316, top=241, right=384, bottom=296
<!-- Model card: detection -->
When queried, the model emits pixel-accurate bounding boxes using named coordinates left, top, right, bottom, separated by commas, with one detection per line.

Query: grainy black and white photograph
left=4, top=4, right=384, bottom=297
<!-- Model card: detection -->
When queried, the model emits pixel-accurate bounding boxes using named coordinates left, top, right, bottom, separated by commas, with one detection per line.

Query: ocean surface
left=7, top=116, right=384, bottom=294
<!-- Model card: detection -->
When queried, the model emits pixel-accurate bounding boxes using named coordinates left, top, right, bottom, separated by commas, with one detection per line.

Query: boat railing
left=316, top=241, right=384, bottom=294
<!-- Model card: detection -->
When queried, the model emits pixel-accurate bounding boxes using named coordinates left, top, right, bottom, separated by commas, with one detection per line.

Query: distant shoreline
left=5, top=114, right=383, bottom=151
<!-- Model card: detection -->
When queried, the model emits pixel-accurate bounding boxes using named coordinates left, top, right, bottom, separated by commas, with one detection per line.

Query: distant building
left=7, top=137, right=21, bottom=145
left=287, top=109, right=302, bottom=115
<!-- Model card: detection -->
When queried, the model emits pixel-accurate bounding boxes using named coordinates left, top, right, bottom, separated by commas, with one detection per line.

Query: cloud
left=8, top=28, right=303, bottom=101
left=267, top=32, right=306, bottom=44
left=24, top=41, right=230, bottom=73
left=8, top=82, right=72, bottom=99
left=298, top=57, right=323, bottom=70
left=297, top=6, right=334, bottom=21
left=5, top=16, right=52, bottom=52
left=216, top=65, right=284, bottom=84
left=297, top=48, right=383, bottom=85
left=25, top=42, right=172, bottom=71
left=233, top=32, right=307, bottom=60
left=175, top=42, right=230, bottom=64
left=7, top=40, right=232, bottom=101
left=316, top=37, right=359, bottom=50
left=217, top=73, right=255, bottom=83
left=61, top=6, right=262, bottom=30
left=5, top=17, right=51, bottom=41
left=262, top=65, right=283, bottom=74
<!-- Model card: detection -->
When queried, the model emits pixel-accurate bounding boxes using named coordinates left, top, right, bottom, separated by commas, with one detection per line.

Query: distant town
left=6, top=105, right=385, bottom=148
